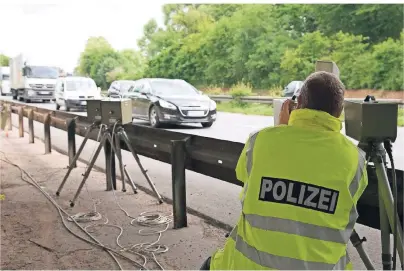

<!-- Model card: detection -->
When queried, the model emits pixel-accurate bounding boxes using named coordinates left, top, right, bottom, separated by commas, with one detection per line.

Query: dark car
left=121, top=78, right=217, bottom=128
left=283, top=80, right=303, bottom=97
left=107, top=80, right=136, bottom=97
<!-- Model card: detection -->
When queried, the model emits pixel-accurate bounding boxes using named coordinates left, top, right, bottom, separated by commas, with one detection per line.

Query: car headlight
left=159, top=100, right=176, bottom=110
left=209, top=100, right=217, bottom=110
left=27, top=90, right=35, bottom=96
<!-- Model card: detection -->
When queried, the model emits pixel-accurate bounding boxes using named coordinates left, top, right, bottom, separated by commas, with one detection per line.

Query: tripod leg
left=124, top=165, right=138, bottom=194
left=379, top=194, right=392, bottom=270
left=107, top=133, right=126, bottom=192
left=119, top=130, right=163, bottom=204
left=375, top=161, right=404, bottom=267
left=69, top=133, right=107, bottom=207
left=107, top=133, right=137, bottom=194
left=350, top=230, right=375, bottom=270
left=56, top=124, right=95, bottom=196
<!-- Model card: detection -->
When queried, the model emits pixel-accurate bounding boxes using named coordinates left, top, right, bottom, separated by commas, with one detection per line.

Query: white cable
left=70, top=123, right=105, bottom=224
left=0, top=153, right=146, bottom=270
left=0, top=121, right=173, bottom=270
left=105, top=121, right=172, bottom=270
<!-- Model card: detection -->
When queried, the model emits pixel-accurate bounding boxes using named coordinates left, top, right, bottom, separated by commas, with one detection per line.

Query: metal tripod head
left=357, top=141, right=387, bottom=166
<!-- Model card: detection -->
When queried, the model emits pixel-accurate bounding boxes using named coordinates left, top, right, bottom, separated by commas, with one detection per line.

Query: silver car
left=283, top=80, right=303, bottom=97
left=107, top=80, right=136, bottom=97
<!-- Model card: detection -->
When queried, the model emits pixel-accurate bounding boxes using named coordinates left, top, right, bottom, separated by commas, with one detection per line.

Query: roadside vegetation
left=35, top=4, right=404, bottom=92
left=2, top=4, right=402, bottom=122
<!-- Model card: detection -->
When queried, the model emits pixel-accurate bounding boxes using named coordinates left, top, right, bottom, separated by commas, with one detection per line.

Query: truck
left=10, top=54, right=59, bottom=103
left=0, top=67, right=10, bottom=96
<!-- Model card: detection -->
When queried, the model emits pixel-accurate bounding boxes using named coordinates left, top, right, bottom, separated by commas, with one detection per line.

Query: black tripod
left=56, top=123, right=163, bottom=207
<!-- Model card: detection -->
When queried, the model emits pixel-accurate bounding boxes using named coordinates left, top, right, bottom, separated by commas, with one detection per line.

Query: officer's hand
left=278, top=99, right=293, bottom=125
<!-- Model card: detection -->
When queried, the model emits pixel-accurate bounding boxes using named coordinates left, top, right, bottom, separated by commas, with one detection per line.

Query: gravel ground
left=0, top=130, right=226, bottom=270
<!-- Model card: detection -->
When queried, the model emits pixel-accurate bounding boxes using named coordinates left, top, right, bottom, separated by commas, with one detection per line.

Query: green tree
left=371, top=34, right=404, bottom=90
left=0, top=54, right=9, bottom=66
left=311, top=4, right=404, bottom=43
left=83, top=4, right=404, bottom=92
left=76, top=36, right=145, bottom=89
left=280, top=31, right=332, bottom=85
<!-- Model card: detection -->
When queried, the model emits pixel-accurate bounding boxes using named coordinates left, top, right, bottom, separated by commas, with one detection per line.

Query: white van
left=55, top=76, right=101, bottom=111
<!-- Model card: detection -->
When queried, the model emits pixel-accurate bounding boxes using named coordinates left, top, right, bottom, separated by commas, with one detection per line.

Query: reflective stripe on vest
left=234, top=132, right=366, bottom=268
left=229, top=226, right=350, bottom=270
left=240, top=131, right=259, bottom=205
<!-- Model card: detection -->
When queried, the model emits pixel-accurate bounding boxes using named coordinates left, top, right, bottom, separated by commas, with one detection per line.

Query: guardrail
left=209, top=94, right=404, bottom=105
left=0, top=99, right=403, bottom=231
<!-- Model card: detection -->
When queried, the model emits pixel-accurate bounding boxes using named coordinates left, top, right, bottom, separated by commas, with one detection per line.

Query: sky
left=0, top=0, right=166, bottom=72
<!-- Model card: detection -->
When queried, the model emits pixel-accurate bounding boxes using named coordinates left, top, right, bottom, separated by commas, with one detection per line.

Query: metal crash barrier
left=0, top=99, right=403, bottom=231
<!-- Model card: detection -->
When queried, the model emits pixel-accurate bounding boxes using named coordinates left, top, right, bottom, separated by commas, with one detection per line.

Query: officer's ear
left=296, top=95, right=304, bottom=109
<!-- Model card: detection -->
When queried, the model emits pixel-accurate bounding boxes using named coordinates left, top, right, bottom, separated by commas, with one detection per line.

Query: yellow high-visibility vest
left=210, top=109, right=368, bottom=270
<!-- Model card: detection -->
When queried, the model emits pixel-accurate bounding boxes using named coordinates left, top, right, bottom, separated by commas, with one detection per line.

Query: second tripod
left=56, top=123, right=164, bottom=207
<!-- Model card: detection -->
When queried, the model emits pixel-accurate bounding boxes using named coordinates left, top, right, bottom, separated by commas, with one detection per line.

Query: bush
left=229, top=82, right=252, bottom=97
left=204, top=86, right=224, bottom=95
left=229, top=82, right=253, bottom=106
left=268, top=86, right=283, bottom=97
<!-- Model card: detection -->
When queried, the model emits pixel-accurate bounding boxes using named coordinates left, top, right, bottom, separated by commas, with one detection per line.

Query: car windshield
left=119, top=81, right=135, bottom=92
left=66, top=79, right=97, bottom=91
left=26, top=66, right=59, bottom=79
left=2, top=74, right=9, bottom=80
left=151, top=80, right=199, bottom=96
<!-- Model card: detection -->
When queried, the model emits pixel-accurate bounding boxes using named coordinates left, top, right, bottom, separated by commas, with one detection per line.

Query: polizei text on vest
left=258, top=177, right=339, bottom=214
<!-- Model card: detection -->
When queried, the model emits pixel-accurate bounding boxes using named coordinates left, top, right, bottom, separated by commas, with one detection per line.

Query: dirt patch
left=0, top=131, right=227, bottom=270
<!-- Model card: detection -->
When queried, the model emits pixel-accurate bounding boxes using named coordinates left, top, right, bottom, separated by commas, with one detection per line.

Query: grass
left=217, top=101, right=274, bottom=116
left=398, top=107, right=404, bottom=127
left=216, top=101, right=404, bottom=127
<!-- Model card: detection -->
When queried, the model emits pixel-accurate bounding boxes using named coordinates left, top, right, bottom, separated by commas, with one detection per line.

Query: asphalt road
left=2, top=97, right=404, bottom=269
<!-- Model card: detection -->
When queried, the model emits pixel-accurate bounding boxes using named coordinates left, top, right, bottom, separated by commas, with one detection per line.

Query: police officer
left=201, top=71, right=368, bottom=270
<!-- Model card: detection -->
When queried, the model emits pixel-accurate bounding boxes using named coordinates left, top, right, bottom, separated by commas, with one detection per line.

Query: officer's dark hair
left=297, top=71, right=345, bottom=118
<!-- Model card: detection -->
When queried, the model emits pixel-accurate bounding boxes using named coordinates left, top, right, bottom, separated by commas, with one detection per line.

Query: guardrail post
left=171, top=139, right=188, bottom=229
left=66, top=118, right=77, bottom=168
left=28, top=109, right=34, bottom=143
left=18, top=107, right=24, bottom=137
left=104, top=130, right=116, bottom=191
left=6, top=104, right=12, bottom=132
left=44, top=113, right=51, bottom=154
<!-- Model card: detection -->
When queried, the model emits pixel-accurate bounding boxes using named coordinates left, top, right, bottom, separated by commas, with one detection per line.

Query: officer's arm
left=353, top=165, right=368, bottom=205
left=235, top=138, right=249, bottom=184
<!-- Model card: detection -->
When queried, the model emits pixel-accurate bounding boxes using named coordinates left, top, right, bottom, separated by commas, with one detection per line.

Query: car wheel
left=149, top=106, right=161, bottom=128
left=66, top=106, right=70, bottom=112
left=56, top=104, right=60, bottom=110
left=202, top=122, right=214, bottom=128
left=25, top=99, right=31, bottom=103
